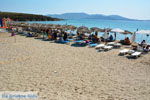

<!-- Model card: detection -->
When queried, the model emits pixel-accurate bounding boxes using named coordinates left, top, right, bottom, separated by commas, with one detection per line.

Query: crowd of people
left=9, top=25, right=150, bottom=53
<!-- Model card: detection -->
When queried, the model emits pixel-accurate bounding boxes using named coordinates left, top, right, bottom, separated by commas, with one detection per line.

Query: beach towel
left=74, top=40, right=84, bottom=43
left=56, top=40, right=70, bottom=44
left=89, top=43, right=98, bottom=47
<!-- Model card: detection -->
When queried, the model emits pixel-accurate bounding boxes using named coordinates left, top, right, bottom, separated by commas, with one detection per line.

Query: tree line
left=0, top=12, right=61, bottom=21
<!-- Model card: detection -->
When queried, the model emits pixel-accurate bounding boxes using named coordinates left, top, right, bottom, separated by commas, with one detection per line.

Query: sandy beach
left=0, top=32, right=150, bottom=100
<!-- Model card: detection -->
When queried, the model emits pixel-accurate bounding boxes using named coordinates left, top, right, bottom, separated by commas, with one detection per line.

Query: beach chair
left=128, top=50, right=135, bottom=55
left=95, top=44, right=105, bottom=49
left=137, top=46, right=144, bottom=52
left=119, top=49, right=129, bottom=55
left=103, top=46, right=113, bottom=51
left=130, top=52, right=142, bottom=58
left=143, top=48, right=150, bottom=53
left=107, top=42, right=116, bottom=46
left=114, top=43, right=122, bottom=48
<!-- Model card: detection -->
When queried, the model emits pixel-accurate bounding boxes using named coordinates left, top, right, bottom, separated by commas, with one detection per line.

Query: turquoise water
left=28, top=19, right=150, bottom=43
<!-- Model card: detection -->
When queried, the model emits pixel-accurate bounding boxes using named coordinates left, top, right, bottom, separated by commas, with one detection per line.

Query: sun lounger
left=95, top=44, right=105, bottom=49
left=128, top=50, right=135, bottom=55
left=130, top=52, right=142, bottom=58
left=143, top=48, right=150, bottom=52
left=119, top=49, right=129, bottom=55
left=103, top=46, right=113, bottom=51
left=107, top=42, right=116, bottom=46
left=137, top=47, right=144, bottom=52
left=114, top=43, right=122, bottom=48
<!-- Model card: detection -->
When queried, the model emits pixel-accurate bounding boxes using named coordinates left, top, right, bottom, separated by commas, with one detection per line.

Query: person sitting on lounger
left=95, top=31, right=98, bottom=36
left=53, top=31, right=58, bottom=40
left=143, top=45, right=150, bottom=52
left=27, top=32, right=33, bottom=37
left=139, top=40, right=146, bottom=47
left=63, top=32, right=68, bottom=41
left=91, top=34, right=99, bottom=43
left=48, top=33, right=52, bottom=40
left=120, top=37, right=131, bottom=45
left=77, top=32, right=82, bottom=40
left=108, top=35, right=114, bottom=42
left=124, top=37, right=131, bottom=45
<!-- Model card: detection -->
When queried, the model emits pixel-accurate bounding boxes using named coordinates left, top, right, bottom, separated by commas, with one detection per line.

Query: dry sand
left=0, top=32, right=150, bottom=100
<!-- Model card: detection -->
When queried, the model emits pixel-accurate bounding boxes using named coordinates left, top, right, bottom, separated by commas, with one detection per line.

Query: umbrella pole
left=146, top=35, right=149, bottom=43
left=141, top=35, right=144, bottom=42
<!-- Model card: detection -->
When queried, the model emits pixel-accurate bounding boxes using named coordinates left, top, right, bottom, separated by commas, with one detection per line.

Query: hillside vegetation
left=0, top=12, right=61, bottom=21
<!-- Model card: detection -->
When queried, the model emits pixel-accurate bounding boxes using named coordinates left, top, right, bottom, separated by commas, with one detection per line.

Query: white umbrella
left=136, top=30, right=150, bottom=34
left=131, top=32, right=136, bottom=43
left=111, top=28, right=124, bottom=40
left=136, top=30, right=150, bottom=43
left=111, top=28, right=125, bottom=33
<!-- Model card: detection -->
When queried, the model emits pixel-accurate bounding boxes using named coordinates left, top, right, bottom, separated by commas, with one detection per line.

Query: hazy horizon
left=1, top=0, right=150, bottom=20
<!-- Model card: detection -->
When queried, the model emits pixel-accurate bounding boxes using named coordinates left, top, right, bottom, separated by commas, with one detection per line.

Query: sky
left=1, top=0, right=150, bottom=20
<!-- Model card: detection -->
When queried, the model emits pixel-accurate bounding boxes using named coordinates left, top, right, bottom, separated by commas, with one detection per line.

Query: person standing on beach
left=95, top=31, right=98, bottom=36
left=114, top=32, right=117, bottom=40
left=10, top=27, right=17, bottom=43
left=53, top=30, right=57, bottom=40
left=11, top=28, right=16, bottom=36
left=63, top=32, right=68, bottom=41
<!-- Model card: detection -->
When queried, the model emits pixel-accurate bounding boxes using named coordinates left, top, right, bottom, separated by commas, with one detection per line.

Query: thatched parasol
left=77, top=26, right=91, bottom=34
left=90, top=27, right=104, bottom=32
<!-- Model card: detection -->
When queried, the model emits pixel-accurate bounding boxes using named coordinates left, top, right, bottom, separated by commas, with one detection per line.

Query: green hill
left=0, top=12, right=61, bottom=21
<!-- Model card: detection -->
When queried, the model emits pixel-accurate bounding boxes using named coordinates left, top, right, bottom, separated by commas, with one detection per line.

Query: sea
left=28, top=19, right=150, bottom=43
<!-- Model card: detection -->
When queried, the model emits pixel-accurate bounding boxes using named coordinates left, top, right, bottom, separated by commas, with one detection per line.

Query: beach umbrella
left=78, top=26, right=88, bottom=30
left=77, top=26, right=91, bottom=34
left=111, top=28, right=125, bottom=33
left=90, top=27, right=103, bottom=32
left=67, top=25, right=77, bottom=31
left=136, top=30, right=150, bottom=42
left=120, top=30, right=133, bottom=39
left=102, top=28, right=111, bottom=32
left=111, top=28, right=126, bottom=40
left=66, top=25, right=77, bottom=35
left=122, top=30, right=133, bottom=35
left=136, top=30, right=150, bottom=34
left=50, top=25, right=56, bottom=29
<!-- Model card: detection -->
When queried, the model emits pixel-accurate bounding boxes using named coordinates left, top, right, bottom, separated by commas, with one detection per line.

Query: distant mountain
left=47, top=13, right=136, bottom=21
left=47, top=13, right=89, bottom=19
